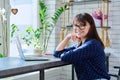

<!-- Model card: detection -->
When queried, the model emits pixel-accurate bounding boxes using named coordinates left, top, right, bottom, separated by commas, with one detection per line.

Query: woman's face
left=73, top=21, right=90, bottom=39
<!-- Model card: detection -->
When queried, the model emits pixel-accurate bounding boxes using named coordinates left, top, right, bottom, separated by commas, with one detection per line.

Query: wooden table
left=0, top=57, right=71, bottom=80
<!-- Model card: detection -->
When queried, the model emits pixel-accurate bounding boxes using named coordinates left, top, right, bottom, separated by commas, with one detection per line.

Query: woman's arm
left=53, top=45, right=76, bottom=58
left=56, top=33, right=81, bottom=51
left=60, top=39, right=104, bottom=64
left=54, top=33, right=80, bottom=58
left=56, top=34, right=71, bottom=51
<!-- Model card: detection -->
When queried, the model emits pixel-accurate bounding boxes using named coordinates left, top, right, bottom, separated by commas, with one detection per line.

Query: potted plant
left=11, top=24, right=44, bottom=55
left=11, top=0, right=68, bottom=55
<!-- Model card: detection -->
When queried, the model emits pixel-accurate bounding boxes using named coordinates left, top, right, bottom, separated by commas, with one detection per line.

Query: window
left=10, top=0, right=38, bottom=57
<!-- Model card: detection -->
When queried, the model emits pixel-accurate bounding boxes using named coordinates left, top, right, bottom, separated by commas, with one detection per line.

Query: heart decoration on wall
left=11, top=8, right=18, bottom=15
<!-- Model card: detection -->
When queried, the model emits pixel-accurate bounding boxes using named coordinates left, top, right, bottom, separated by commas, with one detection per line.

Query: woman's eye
left=81, top=23, right=86, bottom=26
left=75, top=25, right=79, bottom=27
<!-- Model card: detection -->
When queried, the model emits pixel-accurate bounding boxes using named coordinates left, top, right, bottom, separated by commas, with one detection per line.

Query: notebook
left=15, top=36, right=49, bottom=61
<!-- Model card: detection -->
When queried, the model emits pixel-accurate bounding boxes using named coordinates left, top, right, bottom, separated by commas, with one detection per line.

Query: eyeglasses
left=73, top=23, right=86, bottom=30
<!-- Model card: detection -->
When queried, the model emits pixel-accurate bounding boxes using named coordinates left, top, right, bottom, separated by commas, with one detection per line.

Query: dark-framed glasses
left=73, top=23, right=86, bottom=30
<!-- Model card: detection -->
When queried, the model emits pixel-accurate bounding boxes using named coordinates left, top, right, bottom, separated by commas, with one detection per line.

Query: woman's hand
left=66, top=33, right=81, bottom=43
left=56, top=33, right=81, bottom=51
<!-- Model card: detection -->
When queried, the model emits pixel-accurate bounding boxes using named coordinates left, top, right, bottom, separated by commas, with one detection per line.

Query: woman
left=53, top=13, right=110, bottom=80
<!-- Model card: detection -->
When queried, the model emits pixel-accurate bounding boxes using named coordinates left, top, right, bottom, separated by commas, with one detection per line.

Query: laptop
left=15, top=36, right=49, bottom=61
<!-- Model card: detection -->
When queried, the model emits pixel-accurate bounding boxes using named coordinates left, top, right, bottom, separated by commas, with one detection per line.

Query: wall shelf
left=65, top=0, right=111, bottom=5
left=96, top=26, right=111, bottom=28
left=66, top=25, right=111, bottom=29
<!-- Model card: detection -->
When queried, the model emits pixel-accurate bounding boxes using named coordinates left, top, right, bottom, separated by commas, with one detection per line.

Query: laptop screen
left=15, top=36, right=50, bottom=61
left=15, top=36, right=26, bottom=60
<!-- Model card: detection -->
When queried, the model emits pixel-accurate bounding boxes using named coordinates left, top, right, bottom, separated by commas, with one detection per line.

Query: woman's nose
left=73, top=28, right=78, bottom=33
left=73, top=26, right=80, bottom=32
left=73, top=26, right=77, bottom=30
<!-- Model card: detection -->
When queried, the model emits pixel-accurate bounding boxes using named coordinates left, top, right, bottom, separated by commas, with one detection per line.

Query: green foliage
left=11, top=0, right=68, bottom=52
left=11, top=25, right=43, bottom=49
left=11, top=24, right=19, bottom=38
left=52, top=4, right=68, bottom=23
left=22, top=27, right=43, bottom=49
left=39, top=0, right=48, bottom=26
left=38, top=0, right=68, bottom=52
left=0, top=53, right=3, bottom=58
left=0, top=42, right=3, bottom=58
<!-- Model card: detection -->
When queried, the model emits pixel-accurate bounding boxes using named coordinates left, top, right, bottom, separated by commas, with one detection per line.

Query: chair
left=106, top=53, right=110, bottom=72
left=106, top=53, right=120, bottom=80
left=109, top=66, right=120, bottom=80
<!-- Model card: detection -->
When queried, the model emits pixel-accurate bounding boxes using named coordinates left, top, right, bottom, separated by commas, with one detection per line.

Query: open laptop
left=15, top=36, right=49, bottom=61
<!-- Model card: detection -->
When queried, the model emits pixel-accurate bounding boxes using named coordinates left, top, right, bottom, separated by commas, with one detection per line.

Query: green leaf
left=26, top=27, right=33, bottom=34
left=0, top=53, right=3, bottom=58
left=11, top=24, right=19, bottom=37
left=52, top=5, right=68, bottom=23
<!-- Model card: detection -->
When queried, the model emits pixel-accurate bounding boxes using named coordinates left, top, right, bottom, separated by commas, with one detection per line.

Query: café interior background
left=0, top=0, right=120, bottom=80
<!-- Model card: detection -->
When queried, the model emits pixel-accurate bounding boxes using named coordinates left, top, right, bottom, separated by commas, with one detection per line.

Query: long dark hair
left=73, top=13, right=104, bottom=49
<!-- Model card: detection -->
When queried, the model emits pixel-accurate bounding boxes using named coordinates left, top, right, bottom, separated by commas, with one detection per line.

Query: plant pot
left=33, top=49, right=43, bottom=56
